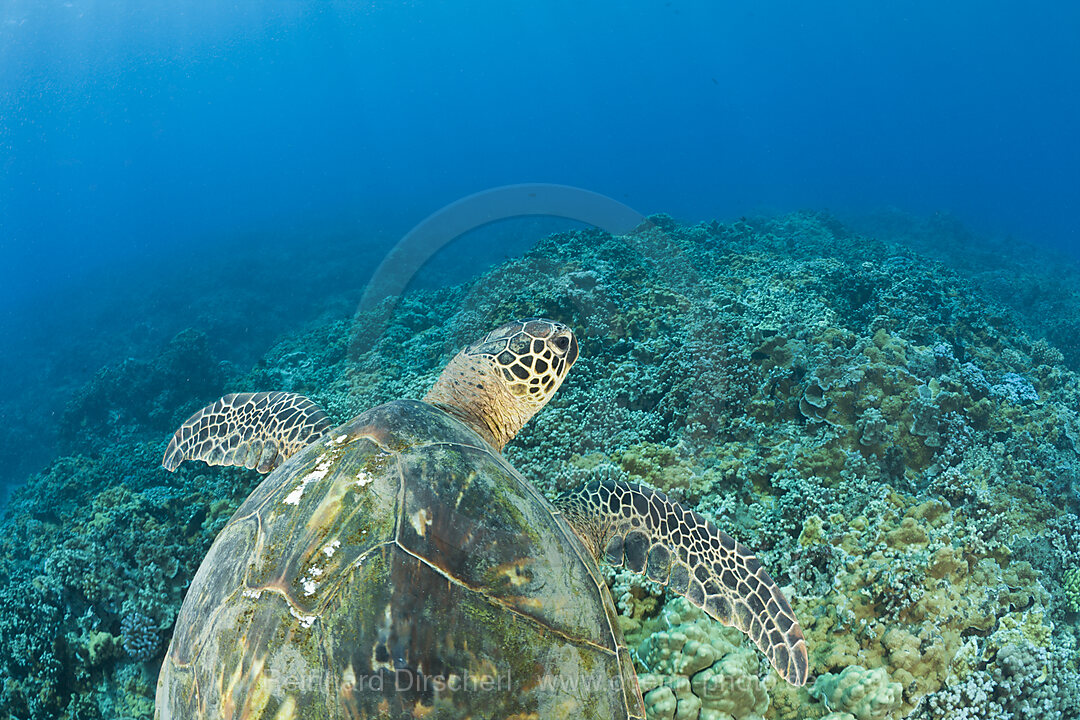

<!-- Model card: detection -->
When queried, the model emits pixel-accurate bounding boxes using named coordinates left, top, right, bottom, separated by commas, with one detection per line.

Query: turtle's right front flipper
left=162, top=391, right=334, bottom=473
left=555, top=480, right=808, bottom=687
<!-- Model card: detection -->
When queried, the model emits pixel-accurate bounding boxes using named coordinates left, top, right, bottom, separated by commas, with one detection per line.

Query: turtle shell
left=156, top=399, right=644, bottom=719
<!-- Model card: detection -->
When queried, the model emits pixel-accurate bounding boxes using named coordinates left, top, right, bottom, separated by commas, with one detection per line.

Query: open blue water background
left=0, top=0, right=1078, bottom=498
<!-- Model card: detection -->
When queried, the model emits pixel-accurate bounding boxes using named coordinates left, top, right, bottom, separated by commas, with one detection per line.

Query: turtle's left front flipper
left=162, top=391, right=334, bottom=473
left=555, top=480, right=808, bottom=686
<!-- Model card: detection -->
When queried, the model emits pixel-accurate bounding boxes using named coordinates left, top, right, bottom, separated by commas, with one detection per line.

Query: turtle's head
left=423, top=318, right=578, bottom=451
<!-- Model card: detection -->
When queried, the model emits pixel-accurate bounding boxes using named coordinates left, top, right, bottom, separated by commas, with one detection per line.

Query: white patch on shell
left=350, top=552, right=366, bottom=570
left=241, top=588, right=263, bottom=600
left=290, top=607, right=317, bottom=628
left=284, top=456, right=334, bottom=506
left=300, top=566, right=324, bottom=597
left=333, top=434, right=348, bottom=444
left=322, top=540, right=341, bottom=558
left=355, top=469, right=374, bottom=488
left=410, top=507, right=432, bottom=537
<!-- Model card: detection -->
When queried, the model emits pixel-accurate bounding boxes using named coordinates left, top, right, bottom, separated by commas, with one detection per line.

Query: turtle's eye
left=562, top=335, right=579, bottom=366
left=552, top=336, right=570, bottom=353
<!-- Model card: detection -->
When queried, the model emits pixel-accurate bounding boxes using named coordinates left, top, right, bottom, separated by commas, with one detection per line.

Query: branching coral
left=119, top=612, right=158, bottom=662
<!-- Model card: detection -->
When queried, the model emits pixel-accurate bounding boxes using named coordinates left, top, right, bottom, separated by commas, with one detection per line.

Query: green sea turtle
left=156, top=318, right=807, bottom=720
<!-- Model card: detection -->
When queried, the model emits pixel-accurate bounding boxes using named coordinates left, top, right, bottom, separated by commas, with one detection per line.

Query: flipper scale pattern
left=161, top=391, right=333, bottom=473
left=556, top=479, right=809, bottom=686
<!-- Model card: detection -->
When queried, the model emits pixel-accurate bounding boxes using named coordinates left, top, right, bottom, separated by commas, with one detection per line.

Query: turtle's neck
left=422, top=350, right=537, bottom=452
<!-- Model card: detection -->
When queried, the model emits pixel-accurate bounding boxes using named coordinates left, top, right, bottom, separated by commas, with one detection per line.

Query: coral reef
left=0, top=211, right=1078, bottom=718
left=811, top=666, right=902, bottom=720
left=634, top=597, right=770, bottom=720
left=119, top=612, right=159, bottom=662
left=1065, top=567, right=1080, bottom=613
left=59, top=328, right=227, bottom=456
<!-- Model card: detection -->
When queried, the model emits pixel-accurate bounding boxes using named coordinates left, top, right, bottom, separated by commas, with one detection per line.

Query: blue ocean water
left=1, top=2, right=1080, bottom=717
left=4, top=1, right=1079, bottom=291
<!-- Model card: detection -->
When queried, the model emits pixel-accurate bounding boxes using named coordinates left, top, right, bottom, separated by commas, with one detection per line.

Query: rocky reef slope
left=1, top=212, right=1078, bottom=719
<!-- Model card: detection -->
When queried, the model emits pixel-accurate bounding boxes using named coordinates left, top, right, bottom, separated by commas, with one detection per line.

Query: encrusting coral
left=635, top=597, right=770, bottom=720
left=811, top=665, right=903, bottom=720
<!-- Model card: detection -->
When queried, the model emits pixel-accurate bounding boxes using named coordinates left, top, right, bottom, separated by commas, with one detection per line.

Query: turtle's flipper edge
left=162, top=392, right=333, bottom=474
left=555, top=480, right=809, bottom=687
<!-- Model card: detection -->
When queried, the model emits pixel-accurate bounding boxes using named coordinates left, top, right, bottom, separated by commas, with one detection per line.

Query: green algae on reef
left=1, top=211, right=1079, bottom=719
